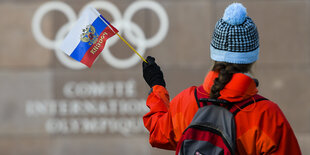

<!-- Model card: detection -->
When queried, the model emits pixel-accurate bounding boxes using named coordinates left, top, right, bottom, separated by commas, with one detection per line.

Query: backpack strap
left=194, top=85, right=210, bottom=108
left=195, top=86, right=269, bottom=115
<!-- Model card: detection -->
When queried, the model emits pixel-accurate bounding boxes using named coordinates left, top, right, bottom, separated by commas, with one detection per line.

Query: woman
left=142, top=3, right=301, bottom=155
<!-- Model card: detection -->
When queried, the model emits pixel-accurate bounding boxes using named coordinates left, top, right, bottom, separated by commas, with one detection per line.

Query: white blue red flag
left=60, top=7, right=118, bottom=68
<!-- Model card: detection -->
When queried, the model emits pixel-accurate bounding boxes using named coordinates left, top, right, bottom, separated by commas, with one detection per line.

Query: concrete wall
left=0, top=0, right=309, bottom=154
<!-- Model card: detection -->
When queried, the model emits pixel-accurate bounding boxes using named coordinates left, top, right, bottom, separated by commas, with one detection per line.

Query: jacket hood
left=203, top=71, right=258, bottom=102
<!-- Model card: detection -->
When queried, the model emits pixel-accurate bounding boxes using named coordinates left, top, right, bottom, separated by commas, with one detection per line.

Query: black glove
left=142, top=56, right=166, bottom=88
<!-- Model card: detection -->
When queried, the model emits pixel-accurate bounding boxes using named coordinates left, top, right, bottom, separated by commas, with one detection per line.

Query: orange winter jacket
left=143, top=71, right=301, bottom=155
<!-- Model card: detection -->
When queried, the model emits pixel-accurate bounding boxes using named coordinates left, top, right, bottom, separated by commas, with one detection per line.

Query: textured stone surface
left=0, top=3, right=52, bottom=68
left=0, top=136, right=152, bottom=155
left=47, top=136, right=151, bottom=155
left=0, top=0, right=310, bottom=154
left=148, top=1, right=213, bottom=68
left=297, top=133, right=310, bottom=155
left=0, top=71, right=53, bottom=135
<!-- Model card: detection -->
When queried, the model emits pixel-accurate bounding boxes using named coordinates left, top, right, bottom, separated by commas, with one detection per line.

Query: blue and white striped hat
left=210, top=3, right=259, bottom=64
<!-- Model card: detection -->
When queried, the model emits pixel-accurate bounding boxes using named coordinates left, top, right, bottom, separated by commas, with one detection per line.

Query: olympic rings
left=123, top=1, right=169, bottom=48
left=32, top=2, right=76, bottom=50
left=32, top=0, right=169, bottom=69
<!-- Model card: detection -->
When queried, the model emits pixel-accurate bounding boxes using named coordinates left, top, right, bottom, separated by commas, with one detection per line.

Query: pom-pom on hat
left=210, top=3, right=259, bottom=64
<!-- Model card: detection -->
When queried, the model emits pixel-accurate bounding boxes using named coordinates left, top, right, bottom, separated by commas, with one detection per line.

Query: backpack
left=175, top=86, right=267, bottom=155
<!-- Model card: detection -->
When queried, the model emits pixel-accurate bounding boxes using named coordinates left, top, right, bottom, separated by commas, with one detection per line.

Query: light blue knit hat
left=210, top=3, right=259, bottom=64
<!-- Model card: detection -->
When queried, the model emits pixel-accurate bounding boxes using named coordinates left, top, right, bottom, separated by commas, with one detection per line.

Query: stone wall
left=0, top=0, right=309, bottom=154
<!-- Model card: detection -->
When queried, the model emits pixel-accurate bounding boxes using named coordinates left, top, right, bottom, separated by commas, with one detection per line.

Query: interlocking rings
left=32, top=1, right=169, bottom=69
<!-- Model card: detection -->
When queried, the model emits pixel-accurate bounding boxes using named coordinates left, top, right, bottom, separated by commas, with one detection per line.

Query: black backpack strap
left=195, top=86, right=232, bottom=108
left=194, top=88, right=201, bottom=108
left=195, top=86, right=269, bottom=115
left=194, top=86, right=210, bottom=108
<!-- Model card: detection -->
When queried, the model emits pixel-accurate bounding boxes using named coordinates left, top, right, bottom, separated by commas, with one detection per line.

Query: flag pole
left=115, top=33, right=147, bottom=63
left=93, top=9, right=148, bottom=63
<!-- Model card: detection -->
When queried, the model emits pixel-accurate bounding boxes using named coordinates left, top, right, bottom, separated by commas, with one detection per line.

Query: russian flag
left=60, top=7, right=118, bottom=68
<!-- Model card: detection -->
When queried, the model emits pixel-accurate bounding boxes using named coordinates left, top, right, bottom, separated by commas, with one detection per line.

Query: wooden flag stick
left=116, top=33, right=148, bottom=63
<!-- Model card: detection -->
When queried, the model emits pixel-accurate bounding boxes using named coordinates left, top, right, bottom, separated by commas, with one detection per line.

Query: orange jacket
left=143, top=71, right=301, bottom=154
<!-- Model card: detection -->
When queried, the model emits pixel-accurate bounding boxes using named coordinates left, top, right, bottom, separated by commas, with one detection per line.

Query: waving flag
left=60, top=7, right=118, bottom=68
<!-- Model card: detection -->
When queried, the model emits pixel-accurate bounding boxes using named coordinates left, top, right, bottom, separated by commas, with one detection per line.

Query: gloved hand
left=142, top=56, right=166, bottom=88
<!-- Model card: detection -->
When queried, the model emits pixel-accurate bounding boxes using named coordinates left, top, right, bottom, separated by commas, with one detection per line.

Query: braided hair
left=210, top=61, right=253, bottom=99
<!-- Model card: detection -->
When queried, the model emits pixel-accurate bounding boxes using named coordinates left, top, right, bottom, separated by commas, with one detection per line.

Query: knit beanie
left=210, top=3, right=259, bottom=64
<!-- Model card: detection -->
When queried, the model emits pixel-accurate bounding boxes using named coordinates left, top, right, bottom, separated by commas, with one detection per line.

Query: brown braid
left=210, top=61, right=253, bottom=99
